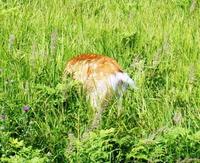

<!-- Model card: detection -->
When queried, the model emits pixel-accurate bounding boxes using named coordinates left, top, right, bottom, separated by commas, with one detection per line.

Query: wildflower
left=173, top=111, right=182, bottom=125
left=31, top=42, right=37, bottom=57
left=23, top=81, right=29, bottom=95
left=50, top=30, right=58, bottom=54
left=23, top=106, right=30, bottom=112
left=152, top=40, right=170, bottom=67
left=189, top=64, right=196, bottom=84
left=190, top=0, right=197, bottom=13
left=131, top=56, right=144, bottom=74
left=8, top=34, right=15, bottom=50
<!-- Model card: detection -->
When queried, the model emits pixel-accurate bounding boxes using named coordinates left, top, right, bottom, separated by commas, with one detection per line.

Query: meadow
left=0, top=0, right=200, bottom=162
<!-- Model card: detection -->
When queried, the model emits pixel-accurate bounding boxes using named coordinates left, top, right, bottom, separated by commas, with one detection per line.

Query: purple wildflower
left=23, top=106, right=30, bottom=112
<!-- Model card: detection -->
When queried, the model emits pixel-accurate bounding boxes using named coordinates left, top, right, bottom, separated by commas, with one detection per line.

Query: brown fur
left=63, top=54, right=127, bottom=130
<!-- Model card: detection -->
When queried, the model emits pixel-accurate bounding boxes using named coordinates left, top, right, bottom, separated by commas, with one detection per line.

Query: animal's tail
left=116, top=72, right=137, bottom=90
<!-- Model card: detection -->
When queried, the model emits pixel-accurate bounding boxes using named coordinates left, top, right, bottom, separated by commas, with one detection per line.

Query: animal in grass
left=63, top=54, right=136, bottom=130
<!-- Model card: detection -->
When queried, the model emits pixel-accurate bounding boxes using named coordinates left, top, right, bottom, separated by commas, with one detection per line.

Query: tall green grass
left=0, top=0, right=200, bottom=162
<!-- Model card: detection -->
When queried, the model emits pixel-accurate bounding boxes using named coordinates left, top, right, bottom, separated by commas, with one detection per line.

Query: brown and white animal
left=63, top=54, right=135, bottom=130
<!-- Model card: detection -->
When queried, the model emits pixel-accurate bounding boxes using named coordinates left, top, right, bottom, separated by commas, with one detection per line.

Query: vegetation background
left=0, top=0, right=200, bottom=162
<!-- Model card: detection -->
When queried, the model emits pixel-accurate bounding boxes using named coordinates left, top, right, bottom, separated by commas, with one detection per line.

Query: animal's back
left=64, top=54, right=123, bottom=83
left=63, top=54, right=135, bottom=130
left=65, top=54, right=134, bottom=107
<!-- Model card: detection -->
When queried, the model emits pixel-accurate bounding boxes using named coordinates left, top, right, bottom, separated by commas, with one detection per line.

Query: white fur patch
left=106, top=72, right=136, bottom=91
left=116, top=72, right=136, bottom=89
left=107, top=74, right=119, bottom=90
left=88, top=72, right=136, bottom=108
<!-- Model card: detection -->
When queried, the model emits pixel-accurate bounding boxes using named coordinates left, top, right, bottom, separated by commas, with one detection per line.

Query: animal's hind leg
left=90, top=106, right=105, bottom=130
left=117, top=96, right=123, bottom=117
left=116, top=82, right=128, bottom=117
left=87, top=89, right=106, bottom=131
left=82, top=105, right=104, bottom=140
